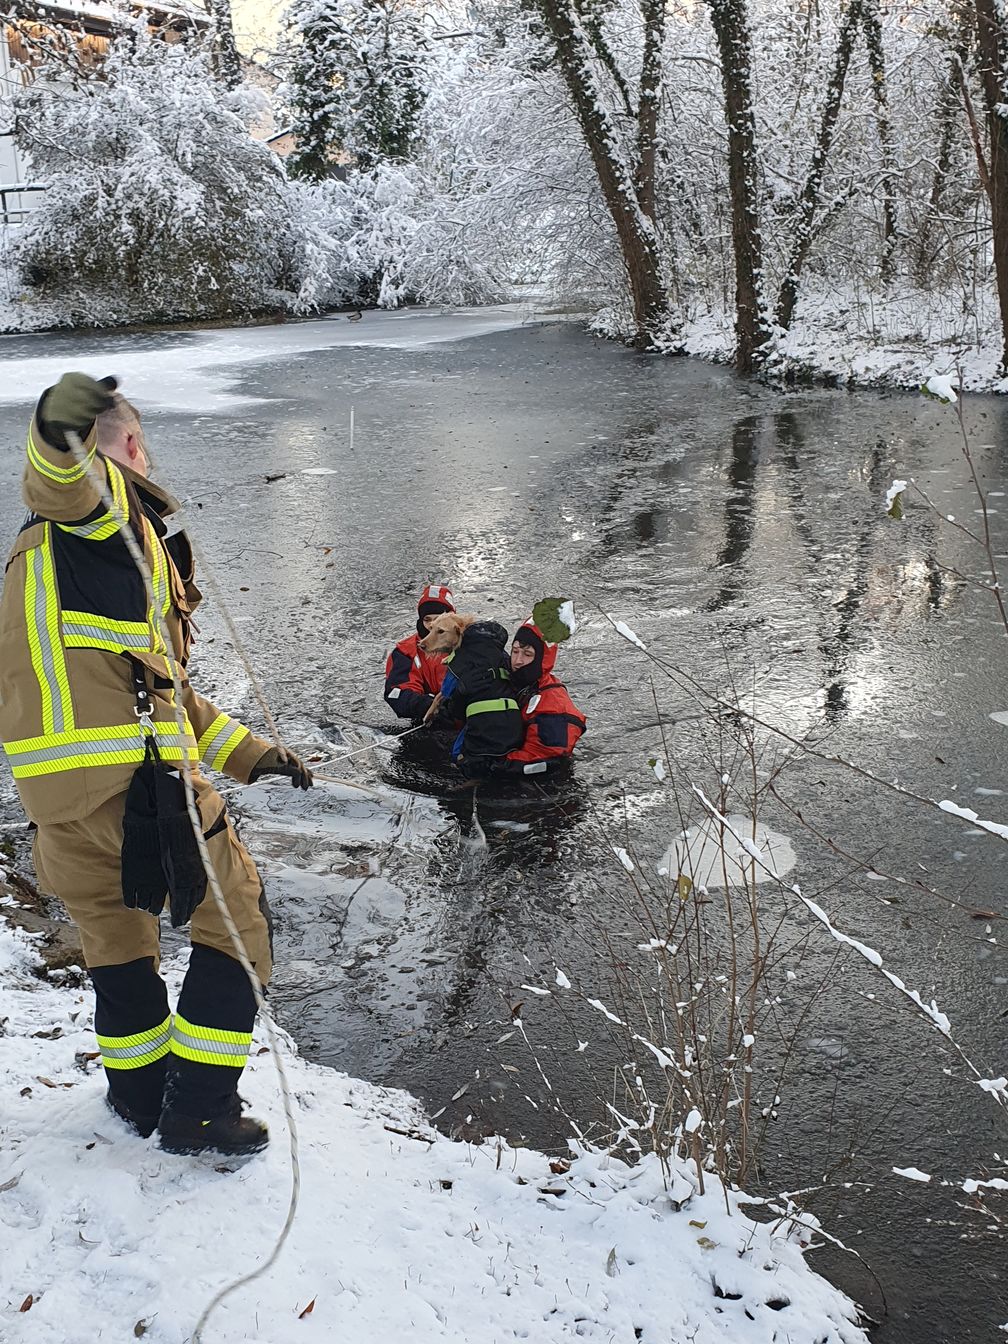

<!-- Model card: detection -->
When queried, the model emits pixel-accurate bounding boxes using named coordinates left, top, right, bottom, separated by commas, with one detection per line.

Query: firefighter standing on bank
left=0, top=373, right=312, bottom=1155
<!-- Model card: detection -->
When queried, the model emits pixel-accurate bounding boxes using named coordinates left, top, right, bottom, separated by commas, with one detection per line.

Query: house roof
left=6, top=0, right=208, bottom=36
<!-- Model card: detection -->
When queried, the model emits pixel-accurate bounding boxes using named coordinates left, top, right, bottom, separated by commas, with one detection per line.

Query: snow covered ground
left=0, top=918, right=869, bottom=1344
left=618, top=282, right=1008, bottom=393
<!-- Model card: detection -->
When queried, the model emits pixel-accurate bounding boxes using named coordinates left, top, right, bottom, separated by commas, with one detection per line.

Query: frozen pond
left=1, top=311, right=1006, bottom=1341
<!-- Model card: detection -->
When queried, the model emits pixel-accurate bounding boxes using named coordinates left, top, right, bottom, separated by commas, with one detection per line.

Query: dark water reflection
left=0, top=320, right=1005, bottom=1341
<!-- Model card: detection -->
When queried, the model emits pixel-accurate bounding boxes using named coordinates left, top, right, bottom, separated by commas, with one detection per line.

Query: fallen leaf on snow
left=19, top=1294, right=33, bottom=1312
left=298, top=1297, right=317, bottom=1319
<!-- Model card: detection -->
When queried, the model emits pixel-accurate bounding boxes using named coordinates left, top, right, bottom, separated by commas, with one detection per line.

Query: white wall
left=0, top=27, right=40, bottom=222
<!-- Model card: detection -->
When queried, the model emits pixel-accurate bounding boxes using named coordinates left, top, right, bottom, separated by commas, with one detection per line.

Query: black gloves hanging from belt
left=121, top=735, right=208, bottom=928
left=121, top=659, right=208, bottom=929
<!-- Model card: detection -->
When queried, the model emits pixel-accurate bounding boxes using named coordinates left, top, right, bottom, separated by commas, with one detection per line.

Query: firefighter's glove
left=250, top=746, right=314, bottom=790
left=121, top=749, right=168, bottom=917
left=44, top=372, right=118, bottom=443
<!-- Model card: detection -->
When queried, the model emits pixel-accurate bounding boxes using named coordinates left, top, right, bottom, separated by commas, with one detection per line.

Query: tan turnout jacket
left=0, top=414, right=270, bottom=825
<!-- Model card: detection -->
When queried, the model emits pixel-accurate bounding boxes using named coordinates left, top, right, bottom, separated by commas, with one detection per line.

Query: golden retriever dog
left=418, top=611, right=476, bottom=657
left=418, top=612, right=476, bottom=723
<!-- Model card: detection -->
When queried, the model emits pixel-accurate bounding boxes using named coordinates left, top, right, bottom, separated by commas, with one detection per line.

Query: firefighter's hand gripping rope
left=64, top=429, right=301, bottom=1344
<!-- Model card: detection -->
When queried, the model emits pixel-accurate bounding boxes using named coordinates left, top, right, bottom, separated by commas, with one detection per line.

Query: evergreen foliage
left=285, top=0, right=429, bottom=179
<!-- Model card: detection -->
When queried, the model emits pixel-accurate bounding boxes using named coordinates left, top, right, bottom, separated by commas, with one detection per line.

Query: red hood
left=417, top=583, right=455, bottom=615
left=515, top=618, right=557, bottom=675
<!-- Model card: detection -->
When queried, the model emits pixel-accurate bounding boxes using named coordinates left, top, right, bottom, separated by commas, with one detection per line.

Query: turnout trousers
left=32, top=775, right=273, bottom=1123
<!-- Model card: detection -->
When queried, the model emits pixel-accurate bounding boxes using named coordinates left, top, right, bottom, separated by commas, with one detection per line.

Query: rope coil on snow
left=65, top=431, right=301, bottom=1343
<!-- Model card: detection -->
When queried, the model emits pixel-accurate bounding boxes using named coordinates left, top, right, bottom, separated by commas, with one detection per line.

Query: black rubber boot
left=105, top=1090, right=159, bottom=1139
left=158, top=1096, right=269, bottom=1156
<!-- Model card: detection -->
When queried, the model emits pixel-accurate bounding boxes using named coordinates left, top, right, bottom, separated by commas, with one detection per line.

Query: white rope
left=64, top=432, right=300, bottom=1343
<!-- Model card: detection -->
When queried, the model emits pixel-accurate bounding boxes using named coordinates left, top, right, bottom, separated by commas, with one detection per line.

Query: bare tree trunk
left=974, top=0, right=1008, bottom=370
left=535, top=0, right=668, bottom=346
left=861, top=0, right=898, bottom=282
left=913, top=29, right=969, bottom=287
left=708, top=0, right=768, bottom=374
left=208, top=0, right=242, bottom=89
left=635, top=0, right=664, bottom=222
left=775, top=0, right=861, bottom=332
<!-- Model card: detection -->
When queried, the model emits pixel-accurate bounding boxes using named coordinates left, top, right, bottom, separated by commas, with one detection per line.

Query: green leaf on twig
left=532, top=597, right=576, bottom=643
left=676, top=875, right=692, bottom=902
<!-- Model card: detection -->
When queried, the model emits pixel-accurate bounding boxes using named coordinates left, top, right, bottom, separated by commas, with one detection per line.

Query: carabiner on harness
left=129, top=656, right=156, bottom=736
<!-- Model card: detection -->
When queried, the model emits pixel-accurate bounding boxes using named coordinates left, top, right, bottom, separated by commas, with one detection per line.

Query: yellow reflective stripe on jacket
left=3, top=721, right=198, bottom=779
left=61, top=610, right=153, bottom=653
left=96, top=1015, right=173, bottom=1070
left=24, top=529, right=74, bottom=736
left=145, top=519, right=172, bottom=654
left=197, top=713, right=251, bottom=771
left=170, top=1013, right=252, bottom=1067
left=55, top=460, right=130, bottom=541
left=26, top=425, right=96, bottom=484
left=466, top=697, right=519, bottom=717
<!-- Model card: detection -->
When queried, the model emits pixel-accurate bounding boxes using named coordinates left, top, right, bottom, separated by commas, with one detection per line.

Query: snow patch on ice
left=892, top=1166, right=932, bottom=1183
left=614, top=621, right=647, bottom=651
left=661, top=816, right=797, bottom=890
left=0, top=307, right=546, bottom=413
left=612, top=846, right=635, bottom=873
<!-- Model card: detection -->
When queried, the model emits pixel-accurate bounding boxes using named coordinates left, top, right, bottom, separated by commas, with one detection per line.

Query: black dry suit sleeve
left=121, top=737, right=169, bottom=917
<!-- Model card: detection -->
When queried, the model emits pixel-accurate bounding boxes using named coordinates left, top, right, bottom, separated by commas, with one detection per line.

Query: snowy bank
left=679, top=286, right=1008, bottom=395
left=0, top=922, right=868, bottom=1344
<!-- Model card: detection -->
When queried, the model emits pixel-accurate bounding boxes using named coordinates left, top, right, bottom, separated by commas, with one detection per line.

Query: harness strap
left=127, top=655, right=158, bottom=748
left=466, top=697, right=519, bottom=717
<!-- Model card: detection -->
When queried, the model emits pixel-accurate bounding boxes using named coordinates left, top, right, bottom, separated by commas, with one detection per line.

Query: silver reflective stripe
left=202, top=718, right=243, bottom=764
left=100, top=1025, right=172, bottom=1061
left=6, top=731, right=193, bottom=767
left=32, top=549, right=67, bottom=733
left=62, top=514, right=114, bottom=539
left=61, top=622, right=150, bottom=648
left=170, top=1024, right=249, bottom=1060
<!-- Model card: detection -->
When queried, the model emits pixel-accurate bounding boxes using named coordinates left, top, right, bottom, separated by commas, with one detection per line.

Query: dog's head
left=419, top=612, right=475, bottom=655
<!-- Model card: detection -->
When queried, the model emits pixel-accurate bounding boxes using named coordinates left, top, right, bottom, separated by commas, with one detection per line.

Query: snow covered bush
left=13, top=33, right=292, bottom=325
left=288, top=164, right=507, bottom=311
